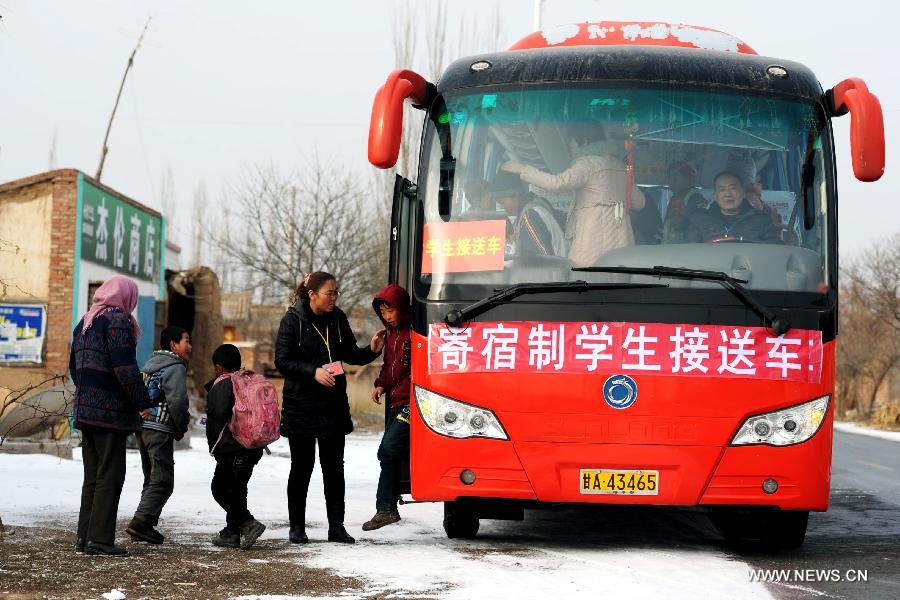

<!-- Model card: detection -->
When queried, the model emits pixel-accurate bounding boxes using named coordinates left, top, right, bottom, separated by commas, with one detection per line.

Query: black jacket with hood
left=204, top=375, right=250, bottom=456
left=275, top=299, right=378, bottom=437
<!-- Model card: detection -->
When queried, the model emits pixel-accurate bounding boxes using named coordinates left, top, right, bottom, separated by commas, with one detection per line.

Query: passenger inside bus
left=661, top=160, right=708, bottom=244
left=629, top=187, right=663, bottom=246
left=744, top=178, right=785, bottom=228
left=677, top=171, right=782, bottom=244
left=500, top=124, right=646, bottom=268
left=464, top=179, right=494, bottom=213
left=489, top=171, right=567, bottom=258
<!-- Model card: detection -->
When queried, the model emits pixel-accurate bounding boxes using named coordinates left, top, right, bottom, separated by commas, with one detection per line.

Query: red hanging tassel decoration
left=623, top=111, right=639, bottom=214
left=624, top=139, right=635, bottom=214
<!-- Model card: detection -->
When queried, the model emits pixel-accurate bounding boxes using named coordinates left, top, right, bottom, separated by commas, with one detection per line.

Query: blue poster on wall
left=0, top=304, right=47, bottom=363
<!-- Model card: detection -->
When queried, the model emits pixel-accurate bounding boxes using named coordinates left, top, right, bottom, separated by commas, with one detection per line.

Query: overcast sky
left=0, top=0, right=895, bottom=257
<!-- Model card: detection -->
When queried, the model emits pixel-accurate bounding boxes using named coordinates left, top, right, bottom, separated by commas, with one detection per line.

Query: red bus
left=367, top=22, right=884, bottom=548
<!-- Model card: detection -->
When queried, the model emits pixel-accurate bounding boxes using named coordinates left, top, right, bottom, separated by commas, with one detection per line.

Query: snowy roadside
left=834, top=421, right=900, bottom=444
left=2, top=432, right=774, bottom=599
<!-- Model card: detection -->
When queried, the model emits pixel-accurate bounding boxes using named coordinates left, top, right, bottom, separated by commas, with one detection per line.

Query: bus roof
left=437, top=45, right=822, bottom=103
left=510, top=22, right=757, bottom=55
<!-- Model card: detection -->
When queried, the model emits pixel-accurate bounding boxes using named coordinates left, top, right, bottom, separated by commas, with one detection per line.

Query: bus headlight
left=730, top=395, right=830, bottom=447
left=414, top=386, right=508, bottom=440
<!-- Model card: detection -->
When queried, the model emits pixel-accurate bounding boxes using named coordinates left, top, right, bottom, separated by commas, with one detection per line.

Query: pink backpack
left=211, top=369, right=281, bottom=452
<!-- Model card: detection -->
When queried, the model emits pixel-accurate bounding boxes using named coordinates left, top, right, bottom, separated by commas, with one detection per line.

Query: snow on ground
left=2, top=432, right=773, bottom=599
left=834, top=421, right=900, bottom=443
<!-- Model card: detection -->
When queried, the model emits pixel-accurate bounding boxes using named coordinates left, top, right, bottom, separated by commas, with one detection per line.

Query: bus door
left=388, top=173, right=416, bottom=496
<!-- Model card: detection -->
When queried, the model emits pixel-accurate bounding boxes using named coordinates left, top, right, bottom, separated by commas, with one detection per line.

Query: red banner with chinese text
left=428, top=321, right=823, bottom=383
left=421, top=220, right=506, bottom=274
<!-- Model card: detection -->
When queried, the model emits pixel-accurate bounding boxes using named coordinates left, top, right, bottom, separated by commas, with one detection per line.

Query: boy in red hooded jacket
left=362, top=284, right=412, bottom=531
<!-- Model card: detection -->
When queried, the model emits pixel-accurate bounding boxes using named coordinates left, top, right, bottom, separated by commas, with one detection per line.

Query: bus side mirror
left=827, top=78, right=885, bottom=182
left=368, top=69, right=432, bottom=169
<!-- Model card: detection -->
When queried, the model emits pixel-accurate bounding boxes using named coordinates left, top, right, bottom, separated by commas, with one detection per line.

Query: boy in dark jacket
left=125, top=326, right=192, bottom=545
left=363, top=284, right=412, bottom=532
left=205, top=344, right=266, bottom=549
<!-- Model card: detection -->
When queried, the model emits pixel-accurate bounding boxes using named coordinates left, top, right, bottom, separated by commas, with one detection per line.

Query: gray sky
left=0, top=0, right=895, bottom=257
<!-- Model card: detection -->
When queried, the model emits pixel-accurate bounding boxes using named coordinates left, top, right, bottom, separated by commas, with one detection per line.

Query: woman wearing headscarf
left=70, top=275, right=152, bottom=556
left=275, top=271, right=385, bottom=544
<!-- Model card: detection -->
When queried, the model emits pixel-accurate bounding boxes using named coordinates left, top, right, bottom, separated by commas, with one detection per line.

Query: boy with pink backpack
left=205, top=344, right=280, bottom=549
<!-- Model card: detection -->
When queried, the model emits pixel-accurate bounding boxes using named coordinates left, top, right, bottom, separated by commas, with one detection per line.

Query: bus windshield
left=418, top=85, right=830, bottom=300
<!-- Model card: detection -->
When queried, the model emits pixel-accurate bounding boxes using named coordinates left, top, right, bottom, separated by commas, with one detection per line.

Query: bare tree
left=837, top=233, right=900, bottom=418
left=0, top=237, right=70, bottom=463
left=847, top=233, right=900, bottom=334
left=837, top=284, right=900, bottom=416
left=0, top=238, right=22, bottom=299
left=198, top=186, right=236, bottom=292
left=191, top=181, right=208, bottom=268
left=0, top=252, right=71, bottom=534
left=431, top=1, right=504, bottom=78
left=424, top=1, right=449, bottom=81
left=0, top=374, right=69, bottom=444
left=360, top=0, right=505, bottom=290
left=159, top=164, right=177, bottom=233
left=390, top=0, right=422, bottom=181
left=387, top=0, right=505, bottom=182
left=48, top=128, right=58, bottom=170
left=206, top=159, right=382, bottom=310
left=1, top=240, right=70, bottom=448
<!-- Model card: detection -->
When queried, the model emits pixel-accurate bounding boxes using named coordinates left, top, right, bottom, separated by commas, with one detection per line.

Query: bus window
left=419, top=86, right=829, bottom=298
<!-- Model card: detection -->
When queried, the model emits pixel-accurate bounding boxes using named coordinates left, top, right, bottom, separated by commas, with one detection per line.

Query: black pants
left=134, top=429, right=175, bottom=526
left=287, top=435, right=346, bottom=528
left=376, top=408, right=410, bottom=512
left=77, top=430, right=128, bottom=545
left=211, top=450, right=263, bottom=532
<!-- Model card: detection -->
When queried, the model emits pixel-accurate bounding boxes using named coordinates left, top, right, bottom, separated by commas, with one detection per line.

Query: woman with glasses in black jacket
left=275, top=271, right=385, bottom=544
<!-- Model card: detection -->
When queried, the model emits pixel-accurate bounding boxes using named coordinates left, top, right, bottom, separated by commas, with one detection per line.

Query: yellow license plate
left=579, top=469, right=659, bottom=495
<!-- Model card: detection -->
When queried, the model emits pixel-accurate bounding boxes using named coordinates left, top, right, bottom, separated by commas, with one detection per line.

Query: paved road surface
left=747, top=429, right=900, bottom=599
left=478, top=429, right=899, bottom=599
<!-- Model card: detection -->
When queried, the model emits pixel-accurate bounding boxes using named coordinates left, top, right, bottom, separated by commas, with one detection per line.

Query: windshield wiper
left=572, top=265, right=790, bottom=335
left=443, top=281, right=669, bottom=327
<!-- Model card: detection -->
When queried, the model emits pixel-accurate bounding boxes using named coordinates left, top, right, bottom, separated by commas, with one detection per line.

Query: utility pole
left=533, top=0, right=543, bottom=30
left=95, top=17, right=151, bottom=182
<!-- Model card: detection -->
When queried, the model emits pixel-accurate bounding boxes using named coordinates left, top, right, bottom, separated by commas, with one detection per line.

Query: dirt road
left=0, top=522, right=424, bottom=600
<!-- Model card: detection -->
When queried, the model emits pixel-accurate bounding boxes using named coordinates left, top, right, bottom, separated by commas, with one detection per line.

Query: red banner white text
left=428, top=321, right=823, bottom=383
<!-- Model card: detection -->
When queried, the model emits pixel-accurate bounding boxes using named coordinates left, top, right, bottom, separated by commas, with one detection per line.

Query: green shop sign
left=80, top=181, right=162, bottom=283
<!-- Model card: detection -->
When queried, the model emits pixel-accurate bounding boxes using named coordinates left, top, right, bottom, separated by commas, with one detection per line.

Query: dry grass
left=871, top=401, right=900, bottom=430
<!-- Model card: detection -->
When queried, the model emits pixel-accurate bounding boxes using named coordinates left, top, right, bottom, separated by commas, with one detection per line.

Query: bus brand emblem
left=603, top=375, right=638, bottom=410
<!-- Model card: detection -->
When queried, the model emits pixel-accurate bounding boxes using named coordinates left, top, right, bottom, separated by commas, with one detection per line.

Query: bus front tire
left=443, top=501, right=479, bottom=539
left=713, top=509, right=809, bottom=550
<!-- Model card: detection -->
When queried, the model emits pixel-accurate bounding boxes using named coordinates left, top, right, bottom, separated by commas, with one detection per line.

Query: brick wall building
left=0, top=170, right=165, bottom=447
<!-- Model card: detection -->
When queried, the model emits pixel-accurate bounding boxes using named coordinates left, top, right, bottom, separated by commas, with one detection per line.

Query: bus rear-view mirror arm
left=368, top=69, right=435, bottom=169
left=826, top=77, right=885, bottom=182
